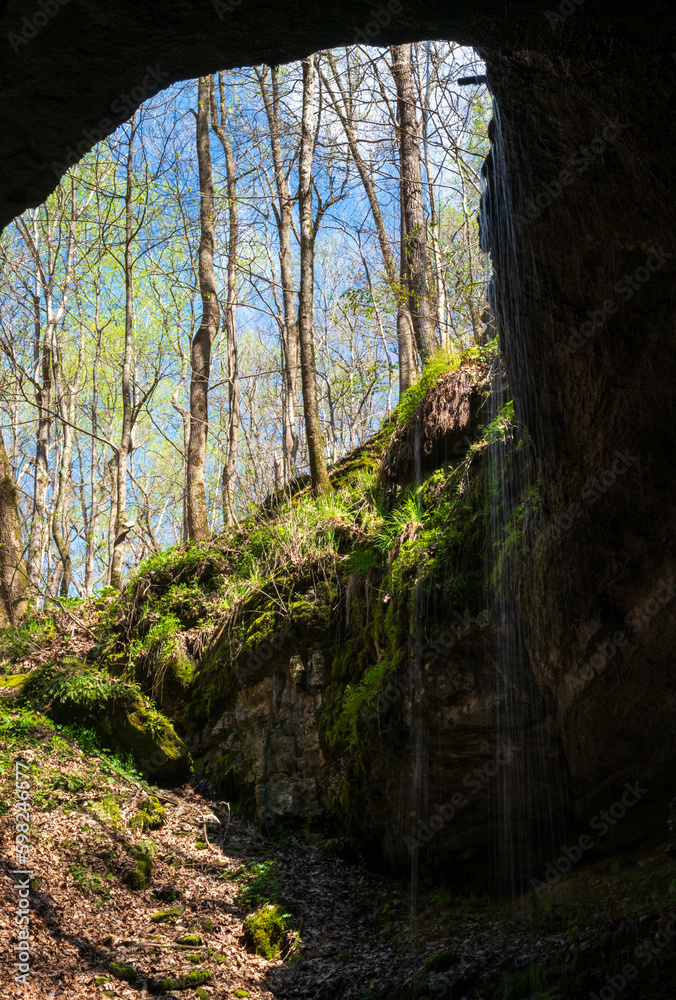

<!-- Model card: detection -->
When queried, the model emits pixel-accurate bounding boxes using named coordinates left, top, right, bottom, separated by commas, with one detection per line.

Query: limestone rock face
left=187, top=354, right=676, bottom=883
left=197, top=647, right=330, bottom=826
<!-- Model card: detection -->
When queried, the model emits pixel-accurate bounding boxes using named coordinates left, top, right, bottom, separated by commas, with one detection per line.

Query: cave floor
left=1, top=713, right=676, bottom=1000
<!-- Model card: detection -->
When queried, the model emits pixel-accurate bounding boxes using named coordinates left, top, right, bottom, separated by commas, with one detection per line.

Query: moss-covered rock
left=129, top=795, right=166, bottom=832
left=0, top=672, right=28, bottom=692
left=124, top=846, right=153, bottom=890
left=150, top=903, right=184, bottom=922
left=20, top=658, right=191, bottom=783
left=153, top=969, right=212, bottom=991
left=109, top=961, right=136, bottom=982
left=92, top=796, right=122, bottom=829
left=243, top=903, right=290, bottom=959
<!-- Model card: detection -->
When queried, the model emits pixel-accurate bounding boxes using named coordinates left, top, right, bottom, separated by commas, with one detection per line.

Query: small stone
left=150, top=903, right=184, bottom=922
left=109, top=960, right=136, bottom=982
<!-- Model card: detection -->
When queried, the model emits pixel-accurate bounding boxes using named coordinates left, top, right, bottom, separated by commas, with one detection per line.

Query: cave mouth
left=0, top=41, right=491, bottom=577
left=2, top=0, right=676, bottom=911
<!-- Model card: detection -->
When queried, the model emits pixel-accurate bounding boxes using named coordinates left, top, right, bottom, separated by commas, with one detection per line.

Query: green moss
left=92, top=796, right=122, bottom=829
left=109, top=961, right=136, bottom=982
left=22, top=656, right=142, bottom=710
left=156, top=970, right=212, bottom=991
left=125, top=847, right=153, bottom=890
left=176, top=934, right=201, bottom=945
left=195, top=990, right=210, bottom=1000
left=201, top=917, right=214, bottom=932
left=423, top=950, right=460, bottom=973
left=243, top=903, right=290, bottom=959
left=19, top=658, right=191, bottom=783
left=234, top=991, right=250, bottom=999
left=392, top=343, right=489, bottom=428
left=0, top=673, right=28, bottom=689
left=129, top=810, right=151, bottom=832
left=129, top=796, right=166, bottom=832
left=150, top=903, right=184, bottom=922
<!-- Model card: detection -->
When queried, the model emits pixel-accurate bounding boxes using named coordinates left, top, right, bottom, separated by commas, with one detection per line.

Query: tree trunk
left=26, top=281, right=52, bottom=593
left=187, top=75, right=220, bottom=541
left=170, top=343, right=191, bottom=543
left=421, top=51, right=449, bottom=348
left=298, top=55, right=332, bottom=496
left=390, top=43, right=437, bottom=363
left=109, top=115, right=137, bottom=589
left=0, top=429, right=29, bottom=623
left=211, top=74, right=240, bottom=526
left=84, top=293, right=104, bottom=596
left=257, top=65, right=300, bottom=480
left=321, top=54, right=415, bottom=396
left=51, top=402, right=74, bottom=596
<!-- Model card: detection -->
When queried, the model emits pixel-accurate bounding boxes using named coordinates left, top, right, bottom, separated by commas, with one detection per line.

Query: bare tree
left=255, top=64, right=300, bottom=482
left=187, top=76, right=220, bottom=540
left=210, top=73, right=240, bottom=526
left=0, top=428, right=29, bottom=622
left=110, top=115, right=139, bottom=588
left=298, top=56, right=332, bottom=495
left=390, top=43, right=437, bottom=362
left=320, top=51, right=415, bottom=396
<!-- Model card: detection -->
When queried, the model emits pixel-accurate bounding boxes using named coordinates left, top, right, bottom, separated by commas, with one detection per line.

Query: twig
left=42, top=594, right=100, bottom=641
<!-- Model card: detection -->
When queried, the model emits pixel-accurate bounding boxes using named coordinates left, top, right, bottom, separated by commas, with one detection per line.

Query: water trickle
left=482, top=99, right=569, bottom=897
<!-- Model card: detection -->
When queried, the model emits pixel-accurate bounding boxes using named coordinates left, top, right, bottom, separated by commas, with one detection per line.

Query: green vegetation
left=392, top=341, right=490, bottom=429
left=21, top=655, right=142, bottom=710
left=129, top=795, right=166, bottom=832
left=243, top=903, right=291, bottom=959
left=0, top=611, right=57, bottom=661
left=70, top=866, right=110, bottom=897
left=150, top=904, right=184, bottom=922
left=125, top=844, right=154, bottom=890
left=233, top=859, right=283, bottom=911
left=109, top=961, right=137, bottom=982
left=16, top=657, right=191, bottom=782
left=154, top=970, right=212, bottom=991
left=92, top=796, right=123, bottom=829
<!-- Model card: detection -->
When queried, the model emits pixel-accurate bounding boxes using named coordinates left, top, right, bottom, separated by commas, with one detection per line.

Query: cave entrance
left=0, top=41, right=490, bottom=579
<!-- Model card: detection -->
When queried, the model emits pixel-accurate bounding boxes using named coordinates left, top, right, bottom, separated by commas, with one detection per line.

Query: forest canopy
left=0, top=42, right=489, bottom=608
